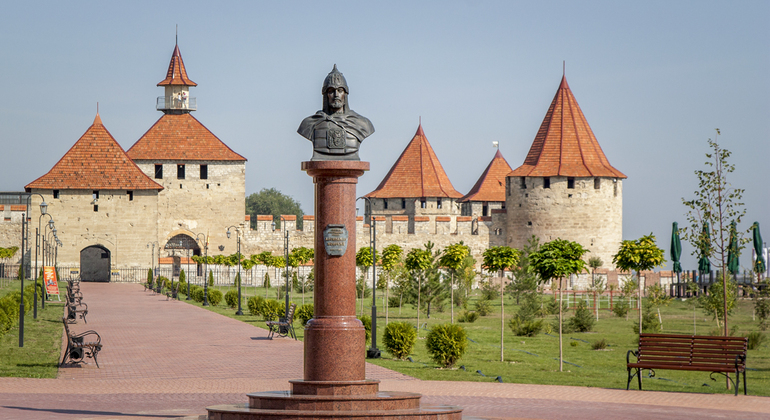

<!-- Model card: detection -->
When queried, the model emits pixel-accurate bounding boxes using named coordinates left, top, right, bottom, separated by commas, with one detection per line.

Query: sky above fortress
left=0, top=1, right=767, bottom=270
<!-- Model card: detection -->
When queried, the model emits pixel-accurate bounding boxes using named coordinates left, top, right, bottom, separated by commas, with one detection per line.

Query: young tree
left=405, top=244, right=433, bottom=335
left=289, top=247, right=314, bottom=305
left=529, top=239, right=589, bottom=372
left=613, top=234, right=666, bottom=335
left=507, top=236, right=541, bottom=305
left=682, top=129, right=746, bottom=336
left=381, top=244, right=404, bottom=325
left=482, top=245, right=521, bottom=362
left=588, top=256, right=604, bottom=321
left=245, top=188, right=304, bottom=229
left=356, top=246, right=379, bottom=315
left=439, top=242, right=470, bottom=323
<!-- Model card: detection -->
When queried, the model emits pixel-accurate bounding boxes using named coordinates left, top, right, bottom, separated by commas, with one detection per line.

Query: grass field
left=0, top=279, right=65, bottom=378
left=183, top=283, right=770, bottom=396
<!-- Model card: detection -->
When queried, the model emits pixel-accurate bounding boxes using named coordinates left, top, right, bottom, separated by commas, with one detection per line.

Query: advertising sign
left=44, top=266, right=60, bottom=297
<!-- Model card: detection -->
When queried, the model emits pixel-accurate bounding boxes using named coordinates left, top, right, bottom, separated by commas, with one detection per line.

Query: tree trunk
left=500, top=271, right=505, bottom=362
left=638, top=271, right=643, bottom=335
left=558, top=277, right=563, bottom=372
left=450, top=272, right=454, bottom=324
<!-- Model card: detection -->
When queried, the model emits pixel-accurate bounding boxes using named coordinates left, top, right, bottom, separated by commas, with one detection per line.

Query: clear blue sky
left=1, top=1, right=767, bottom=269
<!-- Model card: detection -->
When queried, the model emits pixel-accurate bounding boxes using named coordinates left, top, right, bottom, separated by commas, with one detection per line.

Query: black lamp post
left=272, top=217, right=290, bottom=319
left=146, top=241, right=159, bottom=279
left=186, top=247, right=192, bottom=300
left=357, top=197, right=380, bottom=358
left=227, top=226, right=243, bottom=315
left=34, top=211, right=51, bottom=319
left=195, top=233, right=209, bottom=306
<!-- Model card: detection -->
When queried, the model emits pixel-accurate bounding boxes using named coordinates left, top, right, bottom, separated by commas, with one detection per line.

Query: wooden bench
left=266, top=303, right=297, bottom=340
left=66, top=302, right=88, bottom=324
left=61, top=317, right=103, bottom=368
left=627, top=333, right=748, bottom=395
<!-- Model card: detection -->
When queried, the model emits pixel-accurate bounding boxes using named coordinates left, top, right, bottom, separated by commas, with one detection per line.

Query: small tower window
left=420, top=198, right=427, bottom=209
left=200, top=164, right=208, bottom=180
left=543, top=177, right=550, bottom=189
left=155, top=164, right=163, bottom=179
left=93, top=190, right=99, bottom=200
left=127, top=191, right=133, bottom=201
left=567, top=177, right=575, bottom=189
left=520, top=177, right=527, bottom=189
left=93, top=205, right=98, bottom=212
left=437, top=198, right=442, bottom=209
left=177, top=164, right=185, bottom=179
left=483, top=204, right=488, bottom=216
left=401, top=199, right=406, bottom=209
left=594, top=178, right=601, bottom=189
left=53, top=190, right=59, bottom=199
left=383, top=199, right=388, bottom=210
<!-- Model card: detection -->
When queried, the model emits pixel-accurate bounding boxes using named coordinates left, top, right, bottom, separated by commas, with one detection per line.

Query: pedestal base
left=207, top=379, right=462, bottom=419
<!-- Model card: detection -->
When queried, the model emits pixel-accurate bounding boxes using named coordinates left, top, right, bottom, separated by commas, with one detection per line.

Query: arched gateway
left=80, top=245, right=111, bottom=282
left=164, top=234, right=200, bottom=277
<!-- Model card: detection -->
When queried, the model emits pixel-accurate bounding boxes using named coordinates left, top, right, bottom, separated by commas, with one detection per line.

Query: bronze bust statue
left=298, top=65, right=374, bottom=161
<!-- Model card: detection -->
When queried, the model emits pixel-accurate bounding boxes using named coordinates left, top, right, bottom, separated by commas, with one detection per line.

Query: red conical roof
left=366, top=124, right=462, bottom=199
left=157, top=44, right=197, bottom=87
left=127, top=113, right=246, bottom=161
left=25, top=114, right=163, bottom=191
left=509, top=76, right=626, bottom=178
left=460, top=149, right=512, bottom=203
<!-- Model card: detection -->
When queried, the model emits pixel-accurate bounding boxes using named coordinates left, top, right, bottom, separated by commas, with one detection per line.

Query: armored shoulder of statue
left=297, top=65, right=374, bottom=161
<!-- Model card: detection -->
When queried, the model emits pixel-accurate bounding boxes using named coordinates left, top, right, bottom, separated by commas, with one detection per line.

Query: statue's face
left=326, top=87, right=346, bottom=110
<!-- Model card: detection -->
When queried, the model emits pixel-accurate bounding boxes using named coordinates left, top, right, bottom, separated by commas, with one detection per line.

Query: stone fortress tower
left=459, top=148, right=513, bottom=218
left=505, top=76, right=626, bottom=267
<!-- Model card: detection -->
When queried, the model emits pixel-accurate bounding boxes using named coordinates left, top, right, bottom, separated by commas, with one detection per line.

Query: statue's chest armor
left=313, top=121, right=357, bottom=154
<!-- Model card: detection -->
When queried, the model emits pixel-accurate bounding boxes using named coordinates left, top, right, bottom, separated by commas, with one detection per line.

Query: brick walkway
left=0, top=282, right=767, bottom=420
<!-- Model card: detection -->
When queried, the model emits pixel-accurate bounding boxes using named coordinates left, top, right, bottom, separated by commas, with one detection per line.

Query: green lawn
left=0, top=278, right=65, bottom=378
left=184, top=284, right=770, bottom=396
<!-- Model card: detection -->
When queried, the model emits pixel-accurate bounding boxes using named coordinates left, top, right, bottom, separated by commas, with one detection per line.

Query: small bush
left=248, top=295, right=264, bottom=316
left=261, top=299, right=285, bottom=321
left=509, top=317, right=544, bottom=337
left=224, top=290, right=239, bottom=308
left=474, top=299, right=492, bottom=316
left=592, top=338, right=609, bottom=350
left=383, top=321, right=417, bottom=359
left=425, top=323, right=467, bottom=368
left=480, top=282, right=499, bottom=301
left=612, top=300, right=630, bottom=318
left=633, top=306, right=661, bottom=334
left=458, top=311, right=478, bottom=323
left=296, top=303, right=314, bottom=326
left=209, top=270, right=214, bottom=286
left=567, top=301, right=595, bottom=333
left=748, top=332, right=766, bottom=350
left=0, top=310, right=10, bottom=335
left=191, top=286, right=204, bottom=303
left=158, top=276, right=170, bottom=289
left=570, top=340, right=579, bottom=347
left=546, top=297, right=568, bottom=315
left=146, top=269, right=153, bottom=287
left=359, top=315, right=371, bottom=344
left=207, top=289, right=223, bottom=306
left=388, top=296, right=401, bottom=308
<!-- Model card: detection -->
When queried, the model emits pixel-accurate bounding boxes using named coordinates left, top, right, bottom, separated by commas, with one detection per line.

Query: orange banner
left=43, top=266, right=59, bottom=296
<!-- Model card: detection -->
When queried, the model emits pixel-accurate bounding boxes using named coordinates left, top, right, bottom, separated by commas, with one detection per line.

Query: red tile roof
left=366, top=124, right=462, bottom=199
left=26, top=114, right=163, bottom=191
left=460, top=149, right=512, bottom=203
left=127, top=113, right=246, bottom=161
left=510, top=76, right=626, bottom=179
left=157, top=44, right=197, bottom=87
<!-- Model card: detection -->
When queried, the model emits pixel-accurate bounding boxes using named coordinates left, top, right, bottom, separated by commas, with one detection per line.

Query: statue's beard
left=329, top=99, right=344, bottom=110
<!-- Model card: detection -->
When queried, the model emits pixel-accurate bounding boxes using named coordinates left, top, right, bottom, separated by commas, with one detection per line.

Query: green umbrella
left=753, top=222, right=766, bottom=275
left=727, top=220, right=739, bottom=276
left=698, top=222, right=711, bottom=274
left=670, top=222, right=682, bottom=274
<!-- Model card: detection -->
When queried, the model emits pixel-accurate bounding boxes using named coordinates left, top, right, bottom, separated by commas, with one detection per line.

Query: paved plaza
left=0, top=282, right=768, bottom=420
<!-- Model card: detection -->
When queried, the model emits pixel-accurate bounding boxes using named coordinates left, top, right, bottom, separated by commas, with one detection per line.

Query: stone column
left=301, top=160, right=369, bottom=383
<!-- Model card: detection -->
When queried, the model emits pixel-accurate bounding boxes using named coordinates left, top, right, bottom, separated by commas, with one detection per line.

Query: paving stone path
left=0, top=282, right=768, bottom=419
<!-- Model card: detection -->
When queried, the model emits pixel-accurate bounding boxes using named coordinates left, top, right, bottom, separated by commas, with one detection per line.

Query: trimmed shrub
left=207, top=289, right=223, bottom=306
left=567, top=301, right=595, bottom=332
left=612, top=300, right=630, bottom=318
left=0, top=310, right=10, bottom=335
left=158, top=276, right=170, bottom=289
left=224, top=290, right=239, bottom=308
left=358, top=315, right=371, bottom=344
left=261, top=299, right=285, bottom=321
left=296, top=303, right=314, bottom=326
left=425, top=323, right=467, bottom=368
left=474, top=299, right=492, bottom=316
left=248, top=295, right=264, bottom=316
left=147, top=269, right=153, bottom=287
left=191, top=286, right=205, bottom=303
left=209, top=270, right=214, bottom=286
left=458, top=311, right=478, bottom=323
left=383, top=321, right=417, bottom=359
left=509, top=317, right=544, bottom=337
left=388, top=296, right=401, bottom=308
left=633, top=305, right=661, bottom=334
left=748, top=332, right=765, bottom=350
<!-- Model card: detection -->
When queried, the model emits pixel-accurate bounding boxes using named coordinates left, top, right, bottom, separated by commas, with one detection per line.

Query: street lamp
left=34, top=213, right=53, bottom=318
left=357, top=197, right=380, bottom=359
left=272, top=217, right=290, bottom=320
left=19, top=193, right=46, bottom=347
left=195, top=233, right=209, bottom=306
left=186, top=247, right=192, bottom=300
left=146, top=241, right=159, bottom=279
left=227, top=226, right=243, bottom=315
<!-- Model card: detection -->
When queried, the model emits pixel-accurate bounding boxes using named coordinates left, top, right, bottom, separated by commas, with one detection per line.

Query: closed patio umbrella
left=698, top=222, right=711, bottom=276
left=727, top=221, right=740, bottom=276
left=671, top=222, right=683, bottom=274
left=753, top=222, right=766, bottom=280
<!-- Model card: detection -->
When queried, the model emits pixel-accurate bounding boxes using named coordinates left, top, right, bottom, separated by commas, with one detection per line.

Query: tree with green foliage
left=699, top=278, right=738, bottom=331
left=482, top=245, right=521, bottom=362
left=588, top=256, right=605, bottom=321
left=529, top=238, right=589, bottom=372
left=405, top=244, right=433, bottom=334
left=381, top=244, right=403, bottom=324
left=246, top=188, right=304, bottom=229
left=682, top=130, right=747, bottom=337
left=507, top=236, right=541, bottom=305
left=646, top=283, right=672, bottom=329
left=356, top=246, right=379, bottom=315
left=612, top=234, right=665, bottom=335
left=288, top=247, right=314, bottom=304
left=439, top=242, right=470, bottom=324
